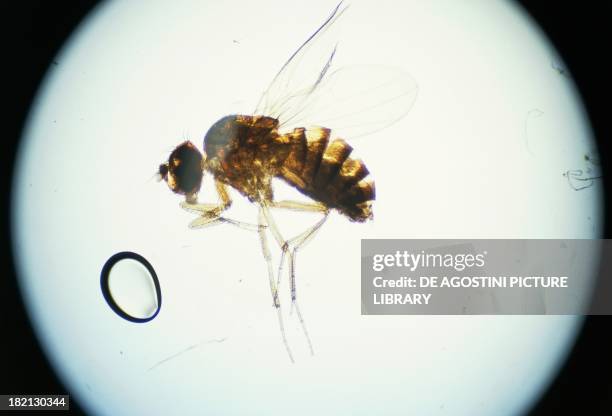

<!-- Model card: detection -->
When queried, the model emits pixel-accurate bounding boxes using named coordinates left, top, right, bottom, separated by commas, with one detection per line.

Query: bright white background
left=13, top=0, right=602, bottom=415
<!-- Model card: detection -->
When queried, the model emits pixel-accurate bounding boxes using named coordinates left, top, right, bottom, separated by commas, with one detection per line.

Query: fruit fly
left=157, top=1, right=417, bottom=362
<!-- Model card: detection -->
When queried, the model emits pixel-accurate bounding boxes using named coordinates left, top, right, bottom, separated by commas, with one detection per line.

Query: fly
left=157, top=1, right=418, bottom=362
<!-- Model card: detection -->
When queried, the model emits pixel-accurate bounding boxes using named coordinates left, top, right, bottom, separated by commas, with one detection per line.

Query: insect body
left=205, top=114, right=374, bottom=221
left=161, top=115, right=374, bottom=222
left=157, top=2, right=417, bottom=361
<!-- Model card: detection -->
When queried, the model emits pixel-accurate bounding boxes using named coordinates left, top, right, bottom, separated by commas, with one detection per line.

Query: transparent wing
left=275, top=65, right=418, bottom=139
left=254, top=2, right=348, bottom=120
left=254, top=1, right=418, bottom=139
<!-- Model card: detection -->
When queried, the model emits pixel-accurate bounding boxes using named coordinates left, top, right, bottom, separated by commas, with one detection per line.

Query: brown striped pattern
left=275, top=127, right=375, bottom=222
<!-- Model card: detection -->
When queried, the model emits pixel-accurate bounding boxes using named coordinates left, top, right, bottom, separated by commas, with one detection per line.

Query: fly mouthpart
left=158, top=163, right=169, bottom=180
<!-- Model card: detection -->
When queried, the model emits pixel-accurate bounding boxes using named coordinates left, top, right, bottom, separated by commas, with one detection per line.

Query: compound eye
left=165, top=141, right=204, bottom=195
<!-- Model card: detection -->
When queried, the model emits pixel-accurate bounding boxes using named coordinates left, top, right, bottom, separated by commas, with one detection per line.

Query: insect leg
left=260, top=205, right=291, bottom=291
left=188, top=216, right=263, bottom=231
left=187, top=216, right=226, bottom=229
left=286, top=213, right=329, bottom=355
left=267, top=201, right=329, bottom=289
left=181, top=181, right=262, bottom=231
left=181, top=180, right=232, bottom=214
left=257, top=205, right=294, bottom=363
left=270, top=200, right=328, bottom=213
left=263, top=204, right=329, bottom=355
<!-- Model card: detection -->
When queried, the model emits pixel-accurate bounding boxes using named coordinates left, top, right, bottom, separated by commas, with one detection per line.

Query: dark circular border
left=100, top=251, right=162, bottom=323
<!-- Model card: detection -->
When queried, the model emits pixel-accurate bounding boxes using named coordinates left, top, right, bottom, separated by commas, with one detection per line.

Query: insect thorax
left=203, top=115, right=281, bottom=202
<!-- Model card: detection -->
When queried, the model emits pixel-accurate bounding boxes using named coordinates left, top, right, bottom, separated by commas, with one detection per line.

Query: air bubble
left=100, top=252, right=161, bottom=323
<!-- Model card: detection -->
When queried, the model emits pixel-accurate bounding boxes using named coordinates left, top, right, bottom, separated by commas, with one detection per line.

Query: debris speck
left=584, top=152, right=600, bottom=166
left=563, top=169, right=602, bottom=191
left=148, top=338, right=227, bottom=371
left=551, top=59, right=570, bottom=78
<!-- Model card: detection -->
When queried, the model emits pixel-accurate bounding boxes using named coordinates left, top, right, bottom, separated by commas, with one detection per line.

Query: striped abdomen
left=275, top=126, right=375, bottom=222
